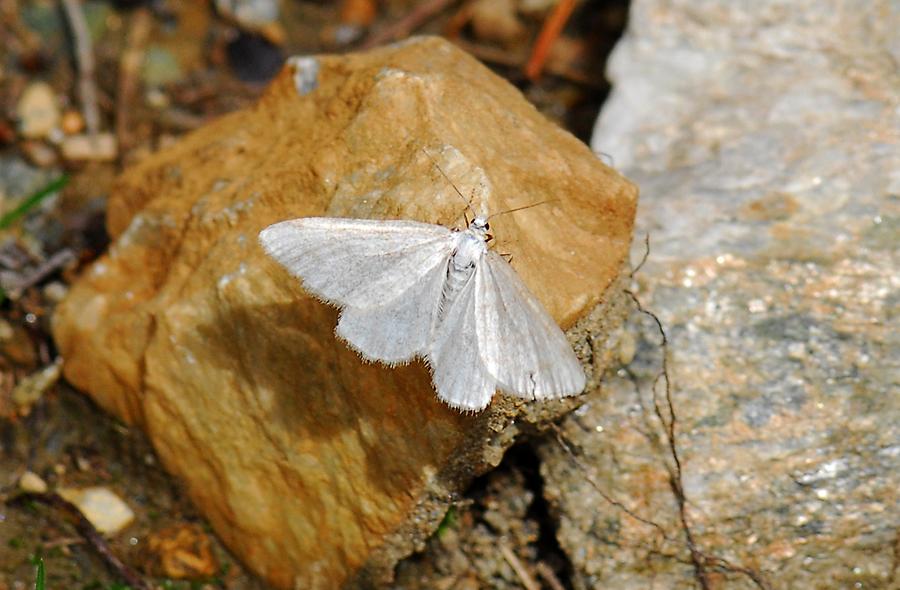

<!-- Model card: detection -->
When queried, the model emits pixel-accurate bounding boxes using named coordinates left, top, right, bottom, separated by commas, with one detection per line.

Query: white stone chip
left=58, top=487, right=135, bottom=535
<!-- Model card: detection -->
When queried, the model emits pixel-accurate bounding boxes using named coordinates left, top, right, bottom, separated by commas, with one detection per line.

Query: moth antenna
left=421, top=147, right=478, bottom=222
left=487, top=199, right=558, bottom=221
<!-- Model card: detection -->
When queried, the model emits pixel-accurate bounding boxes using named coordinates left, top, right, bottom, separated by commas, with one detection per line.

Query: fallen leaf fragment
left=146, top=523, right=218, bottom=579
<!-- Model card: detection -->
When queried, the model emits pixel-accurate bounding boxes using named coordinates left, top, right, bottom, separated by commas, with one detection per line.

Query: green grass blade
left=0, top=175, right=69, bottom=230
left=34, top=556, right=45, bottom=590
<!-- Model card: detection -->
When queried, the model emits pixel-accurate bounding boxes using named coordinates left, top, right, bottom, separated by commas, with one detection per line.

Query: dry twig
left=534, top=561, right=566, bottom=590
left=441, top=0, right=474, bottom=38
left=116, top=7, right=153, bottom=158
left=4, top=248, right=75, bottom=298
left=498, top=542, right=540, bottom=590
left=60, top=0, right=100, bottom=135
left=360, top=0, right=459, bottom=49
left=525, top=0, right=576, bottom=81
left=630, top=233, right=651, bottom=277
left=452, top=38, right=602, bottom=88
left=10, top=492, right=152, bottom=590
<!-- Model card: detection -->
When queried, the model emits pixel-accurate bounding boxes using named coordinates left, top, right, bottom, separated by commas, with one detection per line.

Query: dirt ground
left=0, top=1, right=626, bottom=588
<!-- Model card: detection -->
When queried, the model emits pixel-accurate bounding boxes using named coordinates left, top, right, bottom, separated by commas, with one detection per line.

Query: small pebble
left=19, top=471, right=48, bottom=493
left=326, top=23, right=364, bottom=45
left=19, top=140, right=58, bottom=167
left=215, top=0, right=279, bottom=28
left=57, top=486, right=135, bottom=535
left=61, top=133, right=118, bottom=161
left=142, top=46, right=183, bottom=87
left=145, top=87, right=171, bottom=109
left=46, top=126, right=64, bottom=144
left=11, top=358, right=63, bottom=415
left=617, top=330, right=637, bottom=365
left=0, top=319, right=14, bottom=341
left=470, top=0, right=526, bottom=46
left=76, top=455, right=91, bottom=471
left=43, top=281, right=69, bottom=303
left=16, top=82, right=60, bottom=140
left=61, top=109, right=85, bottom=135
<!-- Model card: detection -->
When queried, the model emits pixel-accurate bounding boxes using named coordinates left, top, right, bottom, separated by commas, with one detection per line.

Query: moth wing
left=427, top=275, right=497, bottom=411
left=475, top=252, right=586, bottom=400
left=336, top=258, right=448, bottom=365
left=259, top=217, right=454, bottom=309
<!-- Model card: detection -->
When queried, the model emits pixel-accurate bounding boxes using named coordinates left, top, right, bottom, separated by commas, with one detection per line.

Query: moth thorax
left=440, top=234, right=482, bottom=323
left=452, top=231, right=486, bottom=271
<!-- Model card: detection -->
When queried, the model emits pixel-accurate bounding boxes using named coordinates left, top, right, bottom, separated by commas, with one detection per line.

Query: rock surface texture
left=52, top=37, right=637, bottom=589
left=540, top=1, right=898, bottom=589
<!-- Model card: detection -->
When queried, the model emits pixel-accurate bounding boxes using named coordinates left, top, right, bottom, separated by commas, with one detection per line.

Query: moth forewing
left=258, top=214, right=586, bottom=411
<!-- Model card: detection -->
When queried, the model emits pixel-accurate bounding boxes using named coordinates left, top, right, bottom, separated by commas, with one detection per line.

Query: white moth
left=258, top=213, right=586, bottom=411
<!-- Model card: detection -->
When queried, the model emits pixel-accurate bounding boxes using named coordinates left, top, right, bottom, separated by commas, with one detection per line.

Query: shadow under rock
left=191, top=297, right=480, bottom=500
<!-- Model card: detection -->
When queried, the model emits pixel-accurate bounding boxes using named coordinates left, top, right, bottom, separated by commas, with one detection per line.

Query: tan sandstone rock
left=52, top=37, right=637, bottom=588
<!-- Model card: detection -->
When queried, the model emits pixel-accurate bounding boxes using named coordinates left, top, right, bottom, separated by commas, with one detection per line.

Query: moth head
left=471, top=216, right=490, bottom=233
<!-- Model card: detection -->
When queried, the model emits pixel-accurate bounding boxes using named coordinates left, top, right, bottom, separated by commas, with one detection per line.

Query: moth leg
left=483, top=234, right=511, bottom=262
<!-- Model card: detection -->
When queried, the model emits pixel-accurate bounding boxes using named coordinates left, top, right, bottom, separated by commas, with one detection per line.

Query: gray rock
left=540, top=1, right=899, bottom=588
